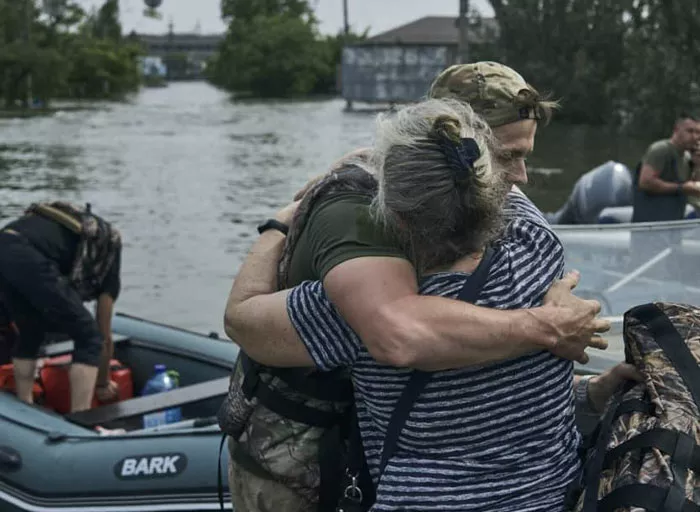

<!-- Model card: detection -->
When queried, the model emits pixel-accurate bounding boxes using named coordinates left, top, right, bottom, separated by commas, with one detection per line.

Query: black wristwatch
left=257, top=219, right=289, bottom=236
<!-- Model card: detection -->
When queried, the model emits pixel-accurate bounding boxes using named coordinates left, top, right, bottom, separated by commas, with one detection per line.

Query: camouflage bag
left=217, top=166, right=379, bottom=512
left=573, top=302, right=700, bottom=512
left=26, top=202, right=121, bottom=301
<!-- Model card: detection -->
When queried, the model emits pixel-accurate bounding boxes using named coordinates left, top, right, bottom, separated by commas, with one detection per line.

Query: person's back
left=288, top=190, right=581, bottom=511
left=3, top=213, right=80, bottom=275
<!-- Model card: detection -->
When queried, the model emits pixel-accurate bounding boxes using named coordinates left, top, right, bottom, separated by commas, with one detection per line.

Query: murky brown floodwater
left=0, top=82, right=650, bottom=333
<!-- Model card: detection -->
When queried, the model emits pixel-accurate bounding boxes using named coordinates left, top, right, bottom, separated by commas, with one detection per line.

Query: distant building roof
left=364, top=16, right=499, bottom=46
left=135, top=33, right=224, bottom=46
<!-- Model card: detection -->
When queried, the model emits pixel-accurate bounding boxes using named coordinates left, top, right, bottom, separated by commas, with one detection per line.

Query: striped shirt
left=287, top=191, right=582, bottom=511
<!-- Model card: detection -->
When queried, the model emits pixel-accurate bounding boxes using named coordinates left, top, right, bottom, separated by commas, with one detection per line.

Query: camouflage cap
left=429, top=61, right=546, bottom=128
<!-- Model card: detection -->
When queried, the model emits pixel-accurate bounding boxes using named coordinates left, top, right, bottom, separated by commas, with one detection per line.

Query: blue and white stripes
left=288, top=191, right=581, bottom=511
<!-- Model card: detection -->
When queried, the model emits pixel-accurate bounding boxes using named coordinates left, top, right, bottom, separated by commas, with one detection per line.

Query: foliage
left=487, top=0, right=700, bottom=136
left=209, top=0, right=367, bottom=98
left=0, top=0, right=141, bottom=108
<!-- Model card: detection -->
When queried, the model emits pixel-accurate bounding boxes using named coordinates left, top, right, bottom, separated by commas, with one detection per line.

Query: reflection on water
left=0, top=82, right=661, bottom=332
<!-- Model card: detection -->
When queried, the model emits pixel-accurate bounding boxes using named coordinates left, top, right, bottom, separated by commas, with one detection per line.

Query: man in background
left=632, top=113, right=700, bottom=222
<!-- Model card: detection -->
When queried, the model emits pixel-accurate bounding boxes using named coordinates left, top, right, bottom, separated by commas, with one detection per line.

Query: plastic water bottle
left=141, top=364, right=182, bottom=428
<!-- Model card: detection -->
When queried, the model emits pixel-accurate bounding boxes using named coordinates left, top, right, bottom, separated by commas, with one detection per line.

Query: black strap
left=217, top=433, right=228, bottom=512
left=577, top=395, right=651, bottom=468
left=378, top=246, right=496, bottom=475
left=630, top=303, right=700, bottom=409
left=239, top=353, right=344, bottom=428
left=581, top=386, right=627, bottom=512
left=602, top=427, right=700, bottom=473
left=597, top=484, right=700, bottom=512
left=266, top=366, right=353, bottom=402
left=613, top=397, right=652, bottom=418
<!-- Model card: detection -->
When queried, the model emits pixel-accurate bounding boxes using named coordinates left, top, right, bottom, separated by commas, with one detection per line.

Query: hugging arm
left=225, top=199, right=610, bottom=372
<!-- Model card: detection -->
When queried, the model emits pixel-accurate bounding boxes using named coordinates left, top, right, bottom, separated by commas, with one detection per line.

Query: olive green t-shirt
left=632, top=140, right=690, bottom=222
left=286, top=193, right=409, bottom=286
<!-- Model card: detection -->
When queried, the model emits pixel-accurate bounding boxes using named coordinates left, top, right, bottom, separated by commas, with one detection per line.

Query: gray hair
left=366, top=98, right=508, bottom=273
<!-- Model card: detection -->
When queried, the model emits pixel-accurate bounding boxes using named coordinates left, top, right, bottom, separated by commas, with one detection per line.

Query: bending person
left=0, top=201, right=121, bottom=412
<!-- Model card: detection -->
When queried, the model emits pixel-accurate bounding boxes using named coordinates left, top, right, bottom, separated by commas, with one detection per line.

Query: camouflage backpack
left=217, top=166, right=379, bottom=511
left=26, top=201, right=121, bottom=301
left=572, top=302, right=700, bottom=512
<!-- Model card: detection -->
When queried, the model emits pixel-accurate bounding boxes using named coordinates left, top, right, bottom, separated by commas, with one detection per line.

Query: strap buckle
left=343, top=470, right=363, bottom=504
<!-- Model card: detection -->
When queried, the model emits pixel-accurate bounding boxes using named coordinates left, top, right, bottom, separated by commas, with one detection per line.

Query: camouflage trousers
left=227, top=438, right=315, bottom=512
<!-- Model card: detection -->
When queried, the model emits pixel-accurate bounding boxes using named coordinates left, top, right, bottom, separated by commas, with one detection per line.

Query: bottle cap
left=154, top=364, right=166, bottom=372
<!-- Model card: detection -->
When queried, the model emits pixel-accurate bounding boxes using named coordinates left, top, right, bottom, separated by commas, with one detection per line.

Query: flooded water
left=0, top=82, right=650, bottom=333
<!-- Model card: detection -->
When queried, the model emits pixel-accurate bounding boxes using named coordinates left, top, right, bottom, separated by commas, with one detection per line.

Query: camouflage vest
left=218, top=166, right=378, bottom=511
left=572, top=302, right=700, bottom=511
left=26, top=202, right=121, bottom=301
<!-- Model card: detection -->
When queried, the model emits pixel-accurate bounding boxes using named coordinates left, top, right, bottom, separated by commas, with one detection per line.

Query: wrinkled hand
left=587, top=363, right=644, bottom=413
left=542, top=270, right=611, bottom=364
left=274, top=200, right=301, bottom=226
left=95, top=380, right=119, bottom=403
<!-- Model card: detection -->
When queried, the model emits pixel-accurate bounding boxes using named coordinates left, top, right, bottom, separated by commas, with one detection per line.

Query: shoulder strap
left=378, top=245, right=496, bottom=475
left=28, top=203, right=83, bottom=234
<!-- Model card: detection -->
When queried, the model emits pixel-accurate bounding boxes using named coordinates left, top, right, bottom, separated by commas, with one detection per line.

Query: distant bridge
left=134, top=32, right=224, bottom=72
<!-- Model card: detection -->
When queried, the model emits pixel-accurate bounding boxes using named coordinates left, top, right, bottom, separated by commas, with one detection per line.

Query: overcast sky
left=73, top=0, right=494, bottom=35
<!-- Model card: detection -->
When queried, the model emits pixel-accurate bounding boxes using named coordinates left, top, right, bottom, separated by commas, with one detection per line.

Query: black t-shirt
left=4, top=214, right=121, bottom=300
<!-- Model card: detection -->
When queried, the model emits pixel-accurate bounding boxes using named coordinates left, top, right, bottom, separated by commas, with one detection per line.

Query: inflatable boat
left=546, top=160, right=698, bottom=225
left=0, top=313, right=236, bottom=512
left=0, top=312, right=630, bottom=511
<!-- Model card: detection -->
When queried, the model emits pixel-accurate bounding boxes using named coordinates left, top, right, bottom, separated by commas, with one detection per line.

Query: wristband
left=677, top=182, right=685, bottom=196
left=257, top=219, right=289, bottom=236
left=574, top=374, right=598, bottom=416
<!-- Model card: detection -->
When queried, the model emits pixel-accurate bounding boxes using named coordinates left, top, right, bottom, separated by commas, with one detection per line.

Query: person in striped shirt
left=225, top=98, right=640, bottom=511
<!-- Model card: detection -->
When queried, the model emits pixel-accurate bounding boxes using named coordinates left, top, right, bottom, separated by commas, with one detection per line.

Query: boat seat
left=66, top=376, right=229, bottom=428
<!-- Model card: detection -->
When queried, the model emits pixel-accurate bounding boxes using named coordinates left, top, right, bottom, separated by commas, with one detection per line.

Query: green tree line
left=0, top=0, right=142, bottom=109
left=210, top=0, right=700, bottom=135
left=207, top=0, right=367, bottom=98
left=473, top=0, right=700, bottom=135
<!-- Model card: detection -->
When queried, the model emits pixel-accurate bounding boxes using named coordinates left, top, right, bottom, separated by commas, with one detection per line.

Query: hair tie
left=437, top=136, right=481, bottom=184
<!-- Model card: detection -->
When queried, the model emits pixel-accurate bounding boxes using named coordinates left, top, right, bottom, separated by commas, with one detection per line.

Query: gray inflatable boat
left=0, top=312, right=626, bottom=511
left=0, top=313, right=236, bottom=511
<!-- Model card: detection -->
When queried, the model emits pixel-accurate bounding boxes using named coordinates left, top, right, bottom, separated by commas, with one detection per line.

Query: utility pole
left=342, top=0, right=352, bottom=111
left=166, top=17, right=174, bottom=81
left=343, top=0, right=349, bottom=35
left=457, top=0, right=470, bottom=64
left=24, top=0, right=34, bottom=108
